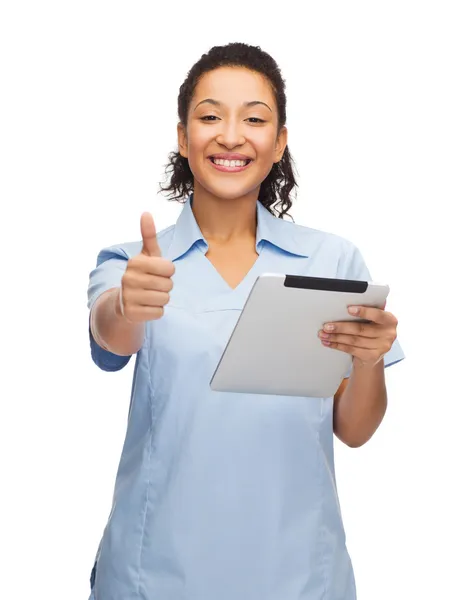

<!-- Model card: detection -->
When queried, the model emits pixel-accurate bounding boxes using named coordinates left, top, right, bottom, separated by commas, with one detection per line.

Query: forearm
left=90, top=287, right=145, bottom=356
left=334, top=358, right=387, bottom=448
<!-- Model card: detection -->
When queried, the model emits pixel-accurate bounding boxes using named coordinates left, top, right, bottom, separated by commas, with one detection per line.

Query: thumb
left=140, top=212, right=161, bottom=257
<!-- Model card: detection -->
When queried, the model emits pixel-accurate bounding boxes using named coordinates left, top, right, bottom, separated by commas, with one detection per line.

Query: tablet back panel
left=210, top=274, right=389, bottom=398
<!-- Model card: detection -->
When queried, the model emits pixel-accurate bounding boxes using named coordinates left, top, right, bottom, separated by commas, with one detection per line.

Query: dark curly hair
left=159, top=42, right=298, bottom=220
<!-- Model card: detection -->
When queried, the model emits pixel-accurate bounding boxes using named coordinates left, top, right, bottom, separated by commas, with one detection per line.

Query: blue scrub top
left=87, top=195, right=405, bottom=600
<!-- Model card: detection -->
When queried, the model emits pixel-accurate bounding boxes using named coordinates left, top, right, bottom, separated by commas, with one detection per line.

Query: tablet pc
left=209, top=273, right=389, bottom=398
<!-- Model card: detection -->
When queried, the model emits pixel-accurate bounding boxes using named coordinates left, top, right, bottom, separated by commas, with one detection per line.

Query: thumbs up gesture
left=119, top=213, right=175, bottom=322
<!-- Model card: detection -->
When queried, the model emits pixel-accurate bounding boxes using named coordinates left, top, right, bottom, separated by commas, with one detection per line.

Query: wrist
left=352, top=356, right=384, bottom=372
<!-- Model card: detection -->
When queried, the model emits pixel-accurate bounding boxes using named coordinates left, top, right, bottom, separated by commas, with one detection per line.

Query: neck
left=191, top=183, right=259, bottom=245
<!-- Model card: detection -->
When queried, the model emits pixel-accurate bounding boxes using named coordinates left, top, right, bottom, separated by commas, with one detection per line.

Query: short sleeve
left=339, top=242, right=406, bottom=377
left=87, top=245, right=132, bottom=372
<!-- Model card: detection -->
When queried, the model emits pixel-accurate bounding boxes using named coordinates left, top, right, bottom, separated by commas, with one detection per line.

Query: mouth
left=208, top=156, right=253, bottom=173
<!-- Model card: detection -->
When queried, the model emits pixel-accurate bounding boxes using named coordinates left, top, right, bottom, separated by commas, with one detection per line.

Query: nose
left=215, top=118, right=246, bottom=149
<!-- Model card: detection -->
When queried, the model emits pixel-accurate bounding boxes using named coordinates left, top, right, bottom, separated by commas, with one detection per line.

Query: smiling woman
left=160, top=44, right=296, bottom=218
left=87, top=42, right=405, bottom=600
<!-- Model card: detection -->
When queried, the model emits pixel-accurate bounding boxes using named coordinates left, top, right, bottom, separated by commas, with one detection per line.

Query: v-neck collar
left=202, top=243, right=264, bottom=294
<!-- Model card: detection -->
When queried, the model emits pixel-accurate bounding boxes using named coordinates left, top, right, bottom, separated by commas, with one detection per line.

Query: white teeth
left=212, top=158, right=248, bottom=167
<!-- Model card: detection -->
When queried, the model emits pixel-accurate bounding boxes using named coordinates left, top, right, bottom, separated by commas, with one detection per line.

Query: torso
left=89, top=200, right=365, bottom=599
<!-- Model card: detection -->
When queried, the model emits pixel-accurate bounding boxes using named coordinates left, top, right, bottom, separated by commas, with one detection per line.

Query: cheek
left=253, top=131, right=278, bottom=159
left=185, top=140, right=207, bottom=174
left=187, top=124, right=209, bottom=153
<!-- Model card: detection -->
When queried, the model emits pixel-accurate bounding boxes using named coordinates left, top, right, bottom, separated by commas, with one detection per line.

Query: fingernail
left=348, top=306, right=359, bottom=315
left=324, top=324, right=335, bottom=332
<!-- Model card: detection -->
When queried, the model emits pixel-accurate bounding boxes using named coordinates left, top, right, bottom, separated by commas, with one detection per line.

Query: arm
left=333, top=358, right=387, bottom=448
left=330, top=241, right=404, bottom=446
left=90, top=287, right=145, bottom=356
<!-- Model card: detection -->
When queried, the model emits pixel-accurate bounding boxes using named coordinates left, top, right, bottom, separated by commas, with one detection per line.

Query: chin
left=206, top=185, right=260, bottom=202
left=194, top=172, right=264, bottom=202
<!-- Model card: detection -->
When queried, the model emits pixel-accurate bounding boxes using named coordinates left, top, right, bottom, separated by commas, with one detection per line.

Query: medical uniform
left=87, top=194, right=405, bottom=600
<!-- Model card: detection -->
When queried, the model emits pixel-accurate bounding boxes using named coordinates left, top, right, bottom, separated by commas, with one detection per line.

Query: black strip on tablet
left=284, top=275, right=368, bottom=293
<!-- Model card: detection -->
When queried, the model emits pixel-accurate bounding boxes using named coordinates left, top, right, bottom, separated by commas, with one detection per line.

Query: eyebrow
left=193, top=98, right=273, bottom=112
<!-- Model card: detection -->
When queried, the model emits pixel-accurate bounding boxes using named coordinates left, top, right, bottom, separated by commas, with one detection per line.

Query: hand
left=119, top=212, right=175, bottom=323
left=318, top=303, right=398, bottom=368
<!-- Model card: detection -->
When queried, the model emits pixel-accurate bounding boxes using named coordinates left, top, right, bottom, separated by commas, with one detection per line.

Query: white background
left=1, top=1, right=462, bottom=598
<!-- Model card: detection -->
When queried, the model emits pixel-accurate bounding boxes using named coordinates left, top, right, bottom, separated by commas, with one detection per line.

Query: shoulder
left=94, top=224, right=176, bottom=265
left=282, top=217, right=360, bottom=259
left=274, top=216, right=369, bottom=278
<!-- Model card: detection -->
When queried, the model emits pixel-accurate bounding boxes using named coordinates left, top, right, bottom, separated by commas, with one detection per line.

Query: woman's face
left=178, top=67, right=287, bottom=201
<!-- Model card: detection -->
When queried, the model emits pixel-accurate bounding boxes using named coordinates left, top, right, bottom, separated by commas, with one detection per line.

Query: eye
left=246, top=117, right=266, bottom=124
left=200, top=115, right=220, bottom=121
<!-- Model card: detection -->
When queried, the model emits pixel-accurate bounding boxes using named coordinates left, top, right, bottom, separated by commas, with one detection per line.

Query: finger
left=320, top=332, right=379, bottom=349
left=125, top=289, right=170, bottom=308
left=321, top=340, right=380, bottom=363
left=126, top=272, right=173, bottom=293
left=138, top=290, right=170, bottom=307
left=122, top=306, right=165, bottom=322
left=347, top=305, right=390, bottom=325
left=142, top=257, right=175, bottom=278
left=129, top=255, right=175, bottom=278
left=322, top=321, right=380, bottom=338
left=141, top=212, right=162, bottom=257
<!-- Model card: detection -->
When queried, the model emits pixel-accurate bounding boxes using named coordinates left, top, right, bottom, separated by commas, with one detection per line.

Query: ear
left=274, top=126, right=288, bottom=163
left=177, top=122, right=188, bottom=158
